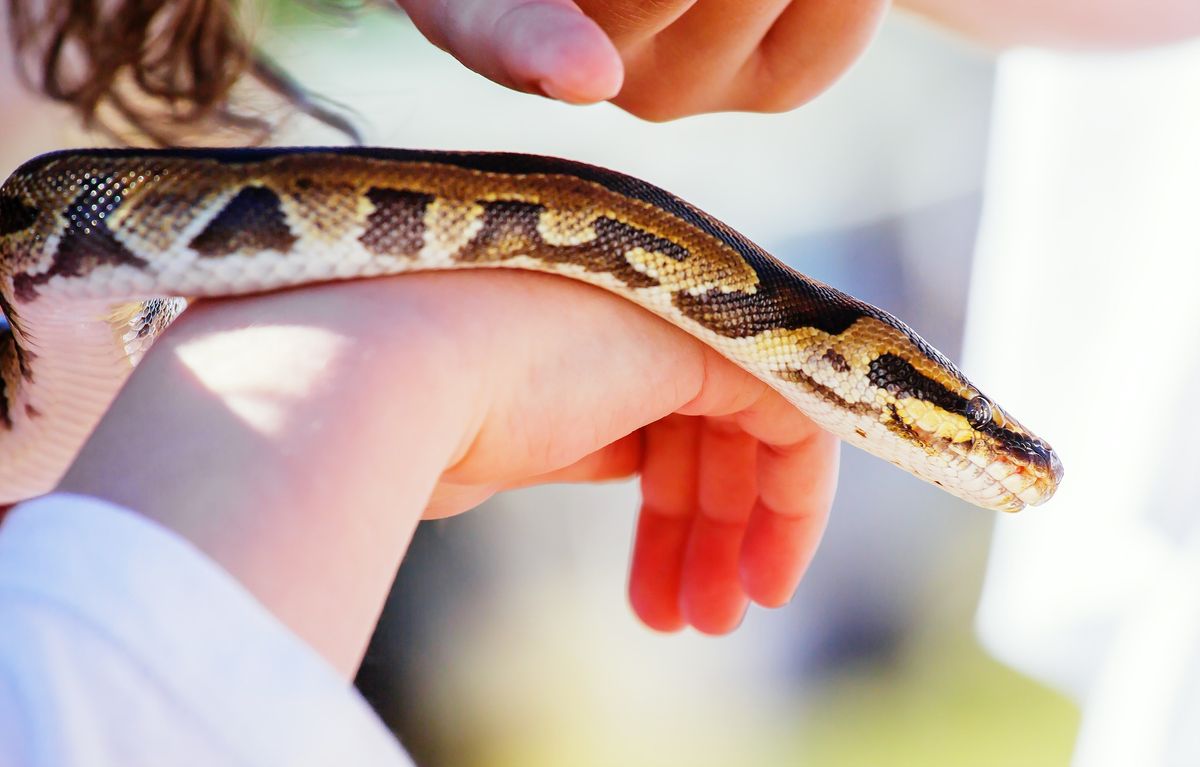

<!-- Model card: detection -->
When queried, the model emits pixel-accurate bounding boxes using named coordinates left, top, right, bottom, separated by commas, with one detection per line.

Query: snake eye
left=965, top=395, right=993, bottom=429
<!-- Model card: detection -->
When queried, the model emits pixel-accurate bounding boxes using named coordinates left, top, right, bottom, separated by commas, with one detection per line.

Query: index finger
left=574, top=0, right=697, bottom=44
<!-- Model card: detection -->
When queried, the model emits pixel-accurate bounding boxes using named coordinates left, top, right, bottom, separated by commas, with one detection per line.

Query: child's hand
left=396, top=0, right=888, bottom=119
left=60, top=271, right=839, bottom=668
left=422, top=271, right=840, bottom=635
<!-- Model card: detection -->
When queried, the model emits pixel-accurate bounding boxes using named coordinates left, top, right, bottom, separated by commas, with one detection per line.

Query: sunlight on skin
left=174, top=325, right=348, bottom=435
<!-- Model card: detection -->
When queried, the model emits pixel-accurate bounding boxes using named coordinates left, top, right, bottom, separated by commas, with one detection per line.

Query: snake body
left=0, top=147, right=1062, bottom=509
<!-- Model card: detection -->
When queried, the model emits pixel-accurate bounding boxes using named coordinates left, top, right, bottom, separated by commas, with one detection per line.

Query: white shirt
left=0, top=494, right=414, bottom=767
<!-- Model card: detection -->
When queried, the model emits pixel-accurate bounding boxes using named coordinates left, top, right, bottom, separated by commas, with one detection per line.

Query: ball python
left=0, top=147, right=1063, bottom=509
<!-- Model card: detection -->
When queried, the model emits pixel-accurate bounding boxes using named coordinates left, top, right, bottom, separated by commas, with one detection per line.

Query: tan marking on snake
left=422, top=198, right=485, bottom=261
left=456, top=201, right=663, bottom=288
left=536, top=209, right=599, bottom=246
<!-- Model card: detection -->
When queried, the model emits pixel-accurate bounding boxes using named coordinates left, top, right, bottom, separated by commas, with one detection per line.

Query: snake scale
left=0, top=147, right=1062, bottom=509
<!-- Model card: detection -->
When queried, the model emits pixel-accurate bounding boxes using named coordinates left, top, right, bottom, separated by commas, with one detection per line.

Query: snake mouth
left=977, top=427, right=1064, bottom=510
left=980, top=471, right=1052, bottom=512
left=1020, top=441, right=1064, bottom=508
left=943, top=441, right=1063, bottom=512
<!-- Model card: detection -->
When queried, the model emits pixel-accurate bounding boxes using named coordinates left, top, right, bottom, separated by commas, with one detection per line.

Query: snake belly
left=0, top=147, right=1063, bottom=509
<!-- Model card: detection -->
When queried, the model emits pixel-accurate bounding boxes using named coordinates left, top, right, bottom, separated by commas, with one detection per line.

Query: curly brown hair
left=6, top=0, right=360, bottom=145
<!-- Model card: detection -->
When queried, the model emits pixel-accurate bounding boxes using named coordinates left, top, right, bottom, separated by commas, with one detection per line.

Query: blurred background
left=1, top=4, right=1085, bottom=766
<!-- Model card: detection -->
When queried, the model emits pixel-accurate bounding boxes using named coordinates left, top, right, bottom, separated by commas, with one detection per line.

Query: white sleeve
left=0, top=493, right=415, bottom=767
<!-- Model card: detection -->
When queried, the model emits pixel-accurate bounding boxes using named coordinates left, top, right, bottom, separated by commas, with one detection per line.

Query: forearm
left=58, top=276, right=479, bottom=677
left=898, top=0, right=1200, bottom=48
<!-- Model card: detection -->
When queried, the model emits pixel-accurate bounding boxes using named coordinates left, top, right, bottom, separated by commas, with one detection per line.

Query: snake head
left=894, top=390, right=1064, bottom=511
left=956, top=395, right=1063, bottom=511
left=784, top=306, right=1065, bottom=513
left=861, top=344, right=1064, bottom=512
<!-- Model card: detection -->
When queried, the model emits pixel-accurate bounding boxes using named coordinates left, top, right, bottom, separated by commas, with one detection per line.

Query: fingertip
left=687, top=602, right=748, bottom=636
left=746, top=579, right=792, bottom=610
left=538, top=73, right=620, bottom=105
left=680, top=516, right=750, bottom=634
left=742, top=556, right=793, bottom=609
left=630, top=592, right=687, bottom=633
left=628, top=509, right=689, bottom=632
left=496, top=2, right=624, bottom=103
left=739, top=502, right=818, bottom=608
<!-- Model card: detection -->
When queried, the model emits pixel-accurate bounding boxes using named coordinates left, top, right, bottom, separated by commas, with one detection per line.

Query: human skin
left=58, top=271, right=838, bottom=677
left=396, top=0, right=1200, bottom=121
left=396, top=0, right=890, bottom=120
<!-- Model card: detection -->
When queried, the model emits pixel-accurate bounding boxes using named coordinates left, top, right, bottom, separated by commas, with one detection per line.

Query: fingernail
left=542, top=74, right=617, bottom=104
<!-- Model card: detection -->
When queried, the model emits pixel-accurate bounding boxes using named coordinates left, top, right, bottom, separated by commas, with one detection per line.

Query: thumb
left=396, top=0, right=624, bottom=103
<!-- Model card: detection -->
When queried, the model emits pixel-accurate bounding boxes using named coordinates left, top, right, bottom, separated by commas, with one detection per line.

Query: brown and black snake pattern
left=0, top=147, right=1063, bottom=508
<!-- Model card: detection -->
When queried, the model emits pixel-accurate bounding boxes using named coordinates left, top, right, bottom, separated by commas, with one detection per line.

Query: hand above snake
left=396, top=0, right=890, bottom=119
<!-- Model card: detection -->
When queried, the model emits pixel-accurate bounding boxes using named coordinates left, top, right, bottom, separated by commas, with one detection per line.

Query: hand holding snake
left=54, top=269, right=836, bottom=639
left=0, top=2, right=1061, bottom=640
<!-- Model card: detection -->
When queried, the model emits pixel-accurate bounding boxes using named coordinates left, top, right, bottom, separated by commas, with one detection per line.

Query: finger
left=675, top=346, right=769, bottom=419
left=614, top=0, right=786, bottom=117
left=732, top=387, right=817, bottom=446
left=505, top=431, right=642, bottom=488
left=653, top=0, right=788, bottom=68
left=674, top=345, right=839, bottom=613
left=740, top=429, right=839, bottom=606
left=575, top=0, right=698, bottom=45
left=697, top=418, right=759, bottom=524
left=629, top=415, right=701, bottom=632
left=397, top=0, right=623, bottom=102
left=679, top=417, right=759, bottom=634
left=746, top=0, right=888, bottom=112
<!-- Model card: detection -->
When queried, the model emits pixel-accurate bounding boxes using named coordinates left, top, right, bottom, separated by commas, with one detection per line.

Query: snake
left=0, top=147, right=1063, bottom=510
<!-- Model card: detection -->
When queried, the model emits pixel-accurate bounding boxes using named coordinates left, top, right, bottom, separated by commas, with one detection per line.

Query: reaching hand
left=396, top=0, right=889, bottom=120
